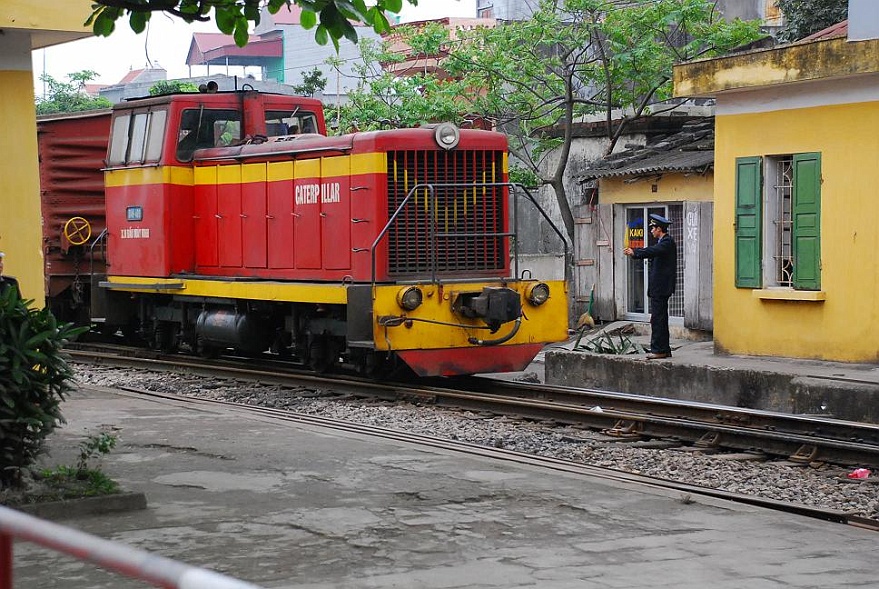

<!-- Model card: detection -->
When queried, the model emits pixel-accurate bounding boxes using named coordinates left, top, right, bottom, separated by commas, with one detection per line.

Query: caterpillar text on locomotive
left=37, top=86, right=569, bottom=377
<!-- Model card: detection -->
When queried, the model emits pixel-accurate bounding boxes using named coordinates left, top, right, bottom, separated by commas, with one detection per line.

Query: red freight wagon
left=36, top=109, right=112, bottom=323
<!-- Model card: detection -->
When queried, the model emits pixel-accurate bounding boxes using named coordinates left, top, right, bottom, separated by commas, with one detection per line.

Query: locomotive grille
left=386, top=149, right=507, bottom=276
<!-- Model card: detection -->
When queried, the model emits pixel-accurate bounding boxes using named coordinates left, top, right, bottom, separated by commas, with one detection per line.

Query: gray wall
left=849, top=0, right=879, bottom=40
left=478, top=0, right=778, bottom=23
left=476, top=0, right=537, bottom=20
left=260, top=24, right=382, bottom=107
left=714, top=0, right=765, bottom=21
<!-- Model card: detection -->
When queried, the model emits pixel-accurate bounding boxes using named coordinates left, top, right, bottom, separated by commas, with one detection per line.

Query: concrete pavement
left=12, top=385, right=879, bottom=588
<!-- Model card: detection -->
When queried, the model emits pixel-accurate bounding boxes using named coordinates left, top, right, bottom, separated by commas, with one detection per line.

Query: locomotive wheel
left=121, top=322, right=141, bottom=345
left=153, top=321, right=179, bottom=353
left=307, top=338, right=334, bottom=373
left=354, top=350, right=393, bottom=379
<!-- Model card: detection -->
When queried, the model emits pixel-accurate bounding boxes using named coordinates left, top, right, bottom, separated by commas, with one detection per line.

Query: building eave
left=673, top=37, right=879, bottom=98
left=1, top=0, right=92, bottom=49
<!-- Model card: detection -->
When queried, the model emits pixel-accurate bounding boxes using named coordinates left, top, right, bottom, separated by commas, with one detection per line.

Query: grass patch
left=1, top=467, right=120, bottom=506
left=0, top=430, right=121, bottom=507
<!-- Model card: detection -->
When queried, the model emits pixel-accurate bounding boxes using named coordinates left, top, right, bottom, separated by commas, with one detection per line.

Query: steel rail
left=459, top=375, right=879, bottom=441
left=409, top=378, right=879, bottom=466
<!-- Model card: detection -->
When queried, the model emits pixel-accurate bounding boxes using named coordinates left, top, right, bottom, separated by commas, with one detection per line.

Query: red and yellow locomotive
left=47, top=88, right=569, bottom=376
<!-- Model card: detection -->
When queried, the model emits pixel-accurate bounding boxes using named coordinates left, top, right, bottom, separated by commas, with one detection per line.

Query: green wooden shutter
left=735, top=157, right=762, bottom=288
left=792, top=152, right=821, bottom=290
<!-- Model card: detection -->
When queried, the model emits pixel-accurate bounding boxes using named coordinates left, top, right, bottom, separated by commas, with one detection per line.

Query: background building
left=252, top=5, right=383, bottom=107
left=674, top=0, right=879, bottom=362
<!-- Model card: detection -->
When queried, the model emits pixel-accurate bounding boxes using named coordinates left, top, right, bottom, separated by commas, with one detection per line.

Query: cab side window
left=265, top=109, right=320, bottom=137
left=176, top=108, right=242, bottom=161
left=108, top=109, right=167, bottom=166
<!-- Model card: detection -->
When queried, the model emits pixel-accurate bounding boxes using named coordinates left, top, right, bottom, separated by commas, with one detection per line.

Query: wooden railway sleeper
left=603, top=419, right=643, bottom=439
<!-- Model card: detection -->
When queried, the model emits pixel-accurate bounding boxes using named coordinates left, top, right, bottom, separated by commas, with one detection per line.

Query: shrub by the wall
left=0, top=289, right=85, bottom=488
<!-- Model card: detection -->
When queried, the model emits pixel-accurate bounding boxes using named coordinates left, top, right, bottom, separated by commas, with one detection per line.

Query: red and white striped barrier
left=0, top=506, right=264, bottom=588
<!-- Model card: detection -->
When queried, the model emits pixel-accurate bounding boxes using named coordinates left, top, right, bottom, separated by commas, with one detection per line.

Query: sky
left=31, top=1, right=477, bottom=96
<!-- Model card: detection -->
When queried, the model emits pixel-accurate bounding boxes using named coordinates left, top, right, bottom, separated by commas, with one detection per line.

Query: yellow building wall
left=599, top=173, right=714, bottom=204
left=0, top=70, right=45, bottom=304
left=714, top=101, right=879, bottom=362
left=0, top=1, right=92, bottom=307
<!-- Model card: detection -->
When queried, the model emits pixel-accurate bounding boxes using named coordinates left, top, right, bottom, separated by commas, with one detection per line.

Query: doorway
left=624, top=204, right=684, bottom=321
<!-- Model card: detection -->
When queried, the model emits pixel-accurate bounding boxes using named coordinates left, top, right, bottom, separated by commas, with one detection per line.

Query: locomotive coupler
left=452, top=287, right=522, bottom=332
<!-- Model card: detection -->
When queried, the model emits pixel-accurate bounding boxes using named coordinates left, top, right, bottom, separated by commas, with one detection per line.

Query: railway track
left=69, top=344, right=879, bottom=470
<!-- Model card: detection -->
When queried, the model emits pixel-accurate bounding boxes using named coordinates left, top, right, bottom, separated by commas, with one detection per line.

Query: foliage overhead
left=775, top=0, right=848, bottom=42
left=0, top=290, right=86, bottom=488
left=335, top=31, right=473, bottom=132
left=339, top=0, right=762, bottom=244
left=149, top=80, right=200, bottom=95
left=88, top=0, right=417, bottom=49
left=35, top=71, right=112, bottom=115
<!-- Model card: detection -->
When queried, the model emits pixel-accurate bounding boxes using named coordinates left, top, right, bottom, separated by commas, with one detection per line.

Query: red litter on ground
left=846, top=468, right=871, bottom=479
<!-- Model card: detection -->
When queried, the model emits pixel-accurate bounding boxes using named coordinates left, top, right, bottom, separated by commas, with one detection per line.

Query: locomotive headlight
left=397, top=286, right=424, bottom=311
left=434, top=123, right=460, bottom=150
left=525, top=282, right=550, bottom=306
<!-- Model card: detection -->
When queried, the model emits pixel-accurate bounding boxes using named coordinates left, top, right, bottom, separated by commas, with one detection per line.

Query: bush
left=0, top=289, right=86, bottom=488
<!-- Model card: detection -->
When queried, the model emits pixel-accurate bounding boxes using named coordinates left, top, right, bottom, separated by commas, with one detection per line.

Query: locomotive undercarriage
left=104, top=291, right=399, bottom=376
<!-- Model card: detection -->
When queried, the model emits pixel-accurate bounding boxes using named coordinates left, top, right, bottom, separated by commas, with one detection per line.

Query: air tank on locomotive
left=194, top=308, right=276, bottom=356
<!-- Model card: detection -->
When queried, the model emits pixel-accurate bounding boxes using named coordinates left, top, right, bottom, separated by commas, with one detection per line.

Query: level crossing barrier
left=0, top=505, right=264, bottom=588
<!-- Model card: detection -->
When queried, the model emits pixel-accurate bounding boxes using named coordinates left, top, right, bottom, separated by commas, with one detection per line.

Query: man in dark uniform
left=623, top=214, right=676, bottom=359
left=0, top=251, right=22, bottom=299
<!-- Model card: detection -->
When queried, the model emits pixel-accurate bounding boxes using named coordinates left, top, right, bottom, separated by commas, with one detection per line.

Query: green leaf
left=233, top=18, right=250, bottom=47
left=215, top=7, right=237, bottom=35
left=300, top=9, right=317, bottom=30
left=340, top=20, right=359, bottom=45
left=244, top=4, right=261, bottom=22
left=384, top=0, right=404, bottom=14
left=91, top=12, right=116, bottom=37
left=129, top=10, right=149, bottom=34
left=315, top=24, right=329, bottom=45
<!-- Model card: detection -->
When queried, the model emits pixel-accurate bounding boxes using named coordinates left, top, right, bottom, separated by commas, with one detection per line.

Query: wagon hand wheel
left=63, top=216, right=92, bottom=246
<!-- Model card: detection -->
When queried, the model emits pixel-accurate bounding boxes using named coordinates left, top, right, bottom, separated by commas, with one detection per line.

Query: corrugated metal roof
left=584, top=149, right=714, bottom=179
left=186, top=33, right=282, bottom=67
left=801, top=20, right=848, bottom=42
left=579, top=118, right=714, bottom=181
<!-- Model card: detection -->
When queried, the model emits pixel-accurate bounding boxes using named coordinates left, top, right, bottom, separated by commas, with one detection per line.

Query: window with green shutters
left=734, top=153, right=821, bottom=290
left=735, top=157, right=762, bottom=288
left=791, top=153, right=821, bottom=289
